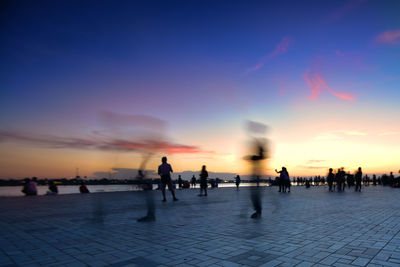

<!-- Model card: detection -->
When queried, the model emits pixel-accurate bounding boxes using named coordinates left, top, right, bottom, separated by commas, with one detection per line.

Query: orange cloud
left=302, top=69, right=355, bottom=101
left=0, top=131, right=213, bottom=155
left=375, top=29, right=400, bottom=45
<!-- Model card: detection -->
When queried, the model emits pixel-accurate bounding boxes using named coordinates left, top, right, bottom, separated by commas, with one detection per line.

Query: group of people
left=21, top=178, right=90, bottom=196
left=22, top=177, right=59, bottom=196
left=327, top=167, right=363, bottom=192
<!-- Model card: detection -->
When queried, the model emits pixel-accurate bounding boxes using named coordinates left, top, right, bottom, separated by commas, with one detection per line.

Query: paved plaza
left=1, top=185, right=400, bottom=267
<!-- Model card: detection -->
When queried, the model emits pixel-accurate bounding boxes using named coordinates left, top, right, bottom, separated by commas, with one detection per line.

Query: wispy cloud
left=307, top=160, right=326, bottom=164
left=0, top=130, right=214, bottom=155
left=302, top=68, right=355, bottom=101
left=327, top=0, right=366, bottom=21
left=314, top=130, right=366, bottom=141
left=375, top=29, right=400, bottom=45
left=247, top=36, right=292, bottom=73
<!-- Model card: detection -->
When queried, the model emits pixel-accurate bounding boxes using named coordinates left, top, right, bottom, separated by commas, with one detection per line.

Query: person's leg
left=167, top=180, right=178, bottom=200
left=204, top=185, right=207, bottom=196
left=162, top=182, right=167, bottom=201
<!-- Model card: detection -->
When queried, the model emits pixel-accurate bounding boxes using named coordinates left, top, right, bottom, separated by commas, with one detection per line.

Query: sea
left=0, top=183, right=271, bottom=197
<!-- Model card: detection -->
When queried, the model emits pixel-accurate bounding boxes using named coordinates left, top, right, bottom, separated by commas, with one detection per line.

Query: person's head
left=358, top=167, right=361, bottom=171
left=329, top=168, right=333, bottom=173
left=32, top=177, right=37, bottom=182
left=202, top=165, right=206, bottom=171
left=282, top=167, right=286, bottom=171
left=162, top=156, right=167, bottom=163
left=179, top=175, right=181, bottom=178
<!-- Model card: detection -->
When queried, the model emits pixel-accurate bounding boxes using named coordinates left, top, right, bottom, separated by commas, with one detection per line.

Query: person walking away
left=199, top=165, right=208, bottom=196
left=235, top=175, right=241, bottom=190
left=158, top=157, right=178, bottom=202
left=355, top=167, right=362, bottom=192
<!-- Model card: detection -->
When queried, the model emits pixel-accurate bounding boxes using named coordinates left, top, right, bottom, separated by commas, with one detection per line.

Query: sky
left=1, top=0, right=400, bottom=179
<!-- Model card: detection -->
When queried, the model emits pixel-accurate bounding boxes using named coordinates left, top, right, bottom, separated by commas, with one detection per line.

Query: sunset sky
left=1, top=0, right=399, bottom=179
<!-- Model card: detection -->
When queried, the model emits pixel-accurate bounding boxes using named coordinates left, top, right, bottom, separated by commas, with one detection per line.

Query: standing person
left=336, top=168, right=343, bottom=192
left=355, top=167, right=362, bottom=192
left=275, top=167, right=290, bottom=193
left=158, top=156, right=178, bottom=202
left=199, top=165, right=208, bottom=196
left=235, top=175, right=241, bottom=189
left=191, top=175, right=196, bottom=188
left=327, top=168, right=334, bottom=192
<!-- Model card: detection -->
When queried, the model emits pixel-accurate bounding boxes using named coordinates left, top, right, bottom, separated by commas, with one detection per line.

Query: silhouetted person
left=275, top=167, right=290, bottom=193
left=327, top=168, right=334, bottom=192
left=373, top=174, right=377, bottom=186
left=47, top=181, right=58, bottom=195
left=336, top=168, right=344, bottom=192
left=191, top=175, right=196, bottom=188
left=178, top=175, right=183, bottom=189
left=235, top=175, right=241, bottom=189
left=158, top=156, right=178, bottom=202
left=389, top=172, right=395, bottom=187
left=355, top=167, right=362, bottom=192
left=199, top=165, right=208, bottom=196
left=22, top=178, right=37, bottom=196
left=79, top=182, right=90, bottom=193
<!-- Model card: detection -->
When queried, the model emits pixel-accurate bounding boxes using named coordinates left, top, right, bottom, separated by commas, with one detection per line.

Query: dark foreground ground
left=1, top=185, right=400, bottom=267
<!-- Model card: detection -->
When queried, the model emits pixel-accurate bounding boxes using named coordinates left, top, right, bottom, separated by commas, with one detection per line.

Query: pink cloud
left=246, top=36, right=292, bottom=73
left=302, top=69, right=355, bottom=101
left=268, top=36, right=292, bottom=58
left=335, top=50, right=344, bottom=56
left=375, top=29, right=400, bottom=45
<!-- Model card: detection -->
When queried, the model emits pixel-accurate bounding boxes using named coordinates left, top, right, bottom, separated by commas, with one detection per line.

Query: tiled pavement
left=1, top=185, right=400, bottom=266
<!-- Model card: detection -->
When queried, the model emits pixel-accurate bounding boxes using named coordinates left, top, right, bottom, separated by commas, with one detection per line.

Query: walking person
left=355, top=167, right=362, bottom=192
left=199, top=165, right=208, bottom=196
left=158, top=157, right=178, bottom=202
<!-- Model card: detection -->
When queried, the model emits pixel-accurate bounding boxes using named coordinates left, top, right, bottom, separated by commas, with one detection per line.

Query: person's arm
left=158, top=166, right=161, bottom=175
left=275, top=169, right=280, bottom=173
left=169, top=164, right=173, bottom=173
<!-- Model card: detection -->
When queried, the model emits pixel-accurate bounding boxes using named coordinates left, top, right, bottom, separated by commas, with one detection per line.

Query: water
left=0, top=183, right=271, bottom=197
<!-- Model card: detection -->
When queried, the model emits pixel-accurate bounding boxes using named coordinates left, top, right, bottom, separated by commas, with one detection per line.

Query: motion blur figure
left=244, top=121, right=269, bottom=219
left=137, top=153, right=155, bottom=222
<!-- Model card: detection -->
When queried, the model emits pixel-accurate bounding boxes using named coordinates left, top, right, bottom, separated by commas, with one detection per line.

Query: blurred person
left=79, top=182, right=90, bottom=193
left=178, top=175, right=183, bottom=189
left=158, top=156, right=178, bottom=202
left=199, top=165, right=208, bottom=196
left=46, top=180, right=58, bottom=195
left=22, top=178, right=37, bottom=196
left=137, top=153, right=155, bottom=222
